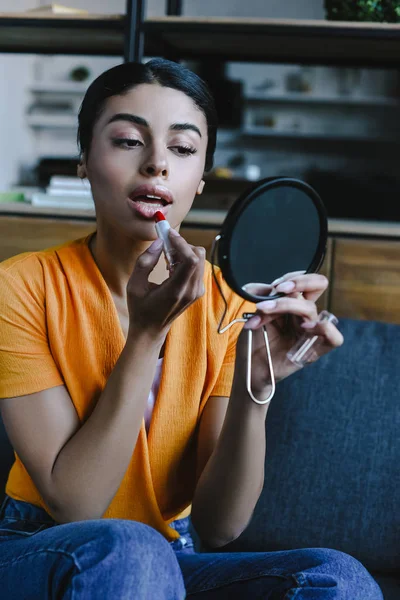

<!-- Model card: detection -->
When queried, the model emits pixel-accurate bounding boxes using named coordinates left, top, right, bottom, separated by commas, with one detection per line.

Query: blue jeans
left=0, top=495, right=382, bottom=599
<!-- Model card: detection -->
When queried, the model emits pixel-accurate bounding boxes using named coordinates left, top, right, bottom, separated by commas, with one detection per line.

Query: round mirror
left=216, top=177, right=328, bottom=303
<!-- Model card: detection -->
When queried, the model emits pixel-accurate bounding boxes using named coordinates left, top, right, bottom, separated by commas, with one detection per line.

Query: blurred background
left=1, top=0, right=399, bottom=222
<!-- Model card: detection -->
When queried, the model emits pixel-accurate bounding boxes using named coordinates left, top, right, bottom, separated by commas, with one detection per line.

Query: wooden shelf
left=1, top=14, right=400, bottom=66
left=241, top=127, right=400, bottom=143
left=0, top=13, right=125, bottom=55
left=26, top=114, right=77, bottom=128
left=144, top=17, right=400, bottom=67
left=2, top=202, right=400, bottom=238
left=245, top=93, right=400, bottom=107
left=29, top=82, right=88, bottom=94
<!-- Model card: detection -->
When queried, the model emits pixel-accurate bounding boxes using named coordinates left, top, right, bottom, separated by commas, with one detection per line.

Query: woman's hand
left=234, top=273, right=344, bottom=399
left=127, top=230, right=206, bottom=341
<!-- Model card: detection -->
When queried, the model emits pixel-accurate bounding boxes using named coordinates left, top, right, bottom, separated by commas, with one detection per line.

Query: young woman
left=0, top=59, right=382, bottom=599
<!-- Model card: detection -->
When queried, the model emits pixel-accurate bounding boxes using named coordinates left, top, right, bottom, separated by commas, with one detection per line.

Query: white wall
left=0, top=0, right=122, bottom=189
left=162, top=0, right=325, bottom=19
left=48, top=0, right=325, bottom=19
left=0, top=0, right=38, bottom=190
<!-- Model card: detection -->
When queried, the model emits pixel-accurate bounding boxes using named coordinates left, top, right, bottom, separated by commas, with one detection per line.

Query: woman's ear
left=77, top=159, right=87, bottom=179
left=196, top=179, right=205, bottom=195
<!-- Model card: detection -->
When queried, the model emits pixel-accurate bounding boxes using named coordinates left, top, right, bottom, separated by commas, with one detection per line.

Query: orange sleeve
left=0, top=256, right=64, bottom=399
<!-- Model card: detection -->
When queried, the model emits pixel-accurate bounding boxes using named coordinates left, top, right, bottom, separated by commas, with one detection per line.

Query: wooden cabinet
left=180, top=227, right=220, bottom=260
left=330, top=238, right=400, bottom=324
left=316, top=238, right=333, bottom=312
left=1, top=214, right=400, bottom=324
left=0, top=218, right=218, bottom=264
left=0, top=216, right=95, bottom=263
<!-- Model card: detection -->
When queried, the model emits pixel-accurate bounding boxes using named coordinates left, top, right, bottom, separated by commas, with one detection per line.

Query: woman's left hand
left=235, top=273, right=344, bottom=399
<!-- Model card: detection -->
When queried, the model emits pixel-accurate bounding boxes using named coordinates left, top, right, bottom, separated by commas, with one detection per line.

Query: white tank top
left=144, top=358, right=163, bottom=433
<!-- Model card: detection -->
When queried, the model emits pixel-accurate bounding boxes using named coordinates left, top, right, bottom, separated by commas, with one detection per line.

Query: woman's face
left=84, top=83, right=208, bottom=241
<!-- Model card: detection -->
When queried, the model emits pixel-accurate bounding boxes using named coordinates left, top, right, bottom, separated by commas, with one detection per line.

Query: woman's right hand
left=127, top=229, right=206, bottom=341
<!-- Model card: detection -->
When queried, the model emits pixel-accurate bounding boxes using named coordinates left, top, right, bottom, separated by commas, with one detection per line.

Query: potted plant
left=325, top=0, right=400, bottom=22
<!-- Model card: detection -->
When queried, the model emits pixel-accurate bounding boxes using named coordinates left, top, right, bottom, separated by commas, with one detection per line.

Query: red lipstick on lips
left=128, top=185, right=173, bottom=219
left=155, top=211, right=165, bottom=223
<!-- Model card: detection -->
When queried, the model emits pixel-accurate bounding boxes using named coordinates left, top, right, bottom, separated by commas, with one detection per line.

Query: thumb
left=129, top=239, right=164, bottom=295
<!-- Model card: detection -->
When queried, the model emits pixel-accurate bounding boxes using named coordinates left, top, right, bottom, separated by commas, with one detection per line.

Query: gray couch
left=0, top=318, right=398, bottom=598
left=222, top=318, right=399, bottom=599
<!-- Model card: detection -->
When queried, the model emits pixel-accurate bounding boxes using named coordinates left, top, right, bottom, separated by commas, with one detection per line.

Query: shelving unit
left=241, top=127, right=400, bottom=143
left=1, top=2, right=400, bottom=323
left=0, top=12, right=400, bottom=67
left=26, top=114, right=77, bottom=129
left=144, top=17, right=400, bottom=67
left=29, top=83, right=88, bottom=94
left=245, top=93, right=400, bottom=107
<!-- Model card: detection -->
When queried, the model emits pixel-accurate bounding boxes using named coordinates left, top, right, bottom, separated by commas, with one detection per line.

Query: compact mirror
left=216, top=177, right=327, bottom=303
left=211, top=176, right=328, bottom=406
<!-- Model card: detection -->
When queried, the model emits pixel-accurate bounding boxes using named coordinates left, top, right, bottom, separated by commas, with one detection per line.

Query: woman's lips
left=130, top=184, right=173, bottom=206
left=127, top=197, right=170, bottom=219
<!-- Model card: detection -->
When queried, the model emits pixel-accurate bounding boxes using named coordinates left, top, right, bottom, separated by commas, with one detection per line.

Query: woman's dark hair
left=78, top=58, right=218, bottom=172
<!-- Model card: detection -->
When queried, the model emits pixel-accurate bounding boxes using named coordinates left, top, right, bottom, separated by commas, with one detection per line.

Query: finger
left=167, top=230, right=203, bottom=287
left=153, top=241, right=205, bottom=318
left=128, top=239, right=164, bottom=296
left=190, top=246, right=206, bottom=297
left=176, top=244, right=206, bottom=299
left=243, top=314, right=263, bottom=329
left=274, top=274, right=328, bottom=303
left=255, top=297, right=319, bottom=325
left=301, top=320, right=344, bottom=353
left=271, top=271, right=306, bottom=286
left=243, top=282, right=274, bottom=296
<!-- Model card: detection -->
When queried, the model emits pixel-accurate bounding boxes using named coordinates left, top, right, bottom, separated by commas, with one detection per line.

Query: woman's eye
left=171, top=145, right=197, bottom=157
left=112, top=138, right=142, bottom=149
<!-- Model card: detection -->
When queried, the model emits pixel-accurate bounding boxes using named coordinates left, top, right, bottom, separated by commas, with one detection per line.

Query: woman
left=0, top=59, right=381, bottom=599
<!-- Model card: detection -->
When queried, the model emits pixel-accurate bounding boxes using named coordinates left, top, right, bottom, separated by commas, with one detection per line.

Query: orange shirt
left=0, top=234, right=253, bottom=541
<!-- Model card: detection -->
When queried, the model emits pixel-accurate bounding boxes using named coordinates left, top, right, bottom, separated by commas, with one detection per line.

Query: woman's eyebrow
left=170, top=123, right=202, bottom=138
left=106, top=113, right=202, bottom=138
left=106, top=113, right=149, bottom=128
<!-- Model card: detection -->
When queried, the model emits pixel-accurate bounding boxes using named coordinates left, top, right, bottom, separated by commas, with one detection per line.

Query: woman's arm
left=192, top=274, right=343, bottom=548
left=1, top=330, right=164, bottom=524
left=191, top=386, right=268, bottom=549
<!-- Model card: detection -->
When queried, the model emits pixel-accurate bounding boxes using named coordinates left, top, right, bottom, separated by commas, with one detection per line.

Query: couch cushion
left=224, top=319, right=400, bottom=576
left=373, top=574, right=400, bottom=600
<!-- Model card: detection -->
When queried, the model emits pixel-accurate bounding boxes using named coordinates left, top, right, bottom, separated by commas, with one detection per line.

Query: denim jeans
left=0, top=495, right=382, bottom=599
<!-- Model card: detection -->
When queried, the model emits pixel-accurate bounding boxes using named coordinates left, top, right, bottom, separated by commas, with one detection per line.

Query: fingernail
left=276, top=281, right=295, bottom=293
left=301, top=320, right=317, bottom=329
left=244, top=315, right=262, bottom=329
left=149, top=238, right=163, bottom=252
left=257, top=300, right=277, bottom=311
left=271, top=276, right=284, bottom=286
left=169, top=228, right=180, bottom=237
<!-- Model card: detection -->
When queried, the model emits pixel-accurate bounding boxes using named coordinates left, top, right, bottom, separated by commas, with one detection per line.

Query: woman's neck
left=89, top=227, right=170, bottom=299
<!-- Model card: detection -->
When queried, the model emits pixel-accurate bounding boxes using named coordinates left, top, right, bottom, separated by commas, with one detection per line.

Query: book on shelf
left=46, top=187, right=92, bottom=197
left=45, top=175, right=92, bottom=197
left=45, top=189, right=92, bottom=197
left=48, top=176, right=91, bottom=190
left=26, top=4, right=89, bottom=16
left=31, top=192, right=94, bottom=210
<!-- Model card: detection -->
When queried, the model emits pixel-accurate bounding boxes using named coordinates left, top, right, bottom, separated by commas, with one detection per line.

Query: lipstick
left=154, top=211, right=177, bottom=272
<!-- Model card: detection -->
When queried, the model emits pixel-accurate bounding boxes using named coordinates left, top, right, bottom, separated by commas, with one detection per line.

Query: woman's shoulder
left=0, top=234, right=92, bottom=276
left=0, top=234, right=93, bottom=293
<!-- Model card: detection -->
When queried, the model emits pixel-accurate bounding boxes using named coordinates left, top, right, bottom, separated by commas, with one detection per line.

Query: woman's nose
left=140, top=148, right=169, bottom=178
